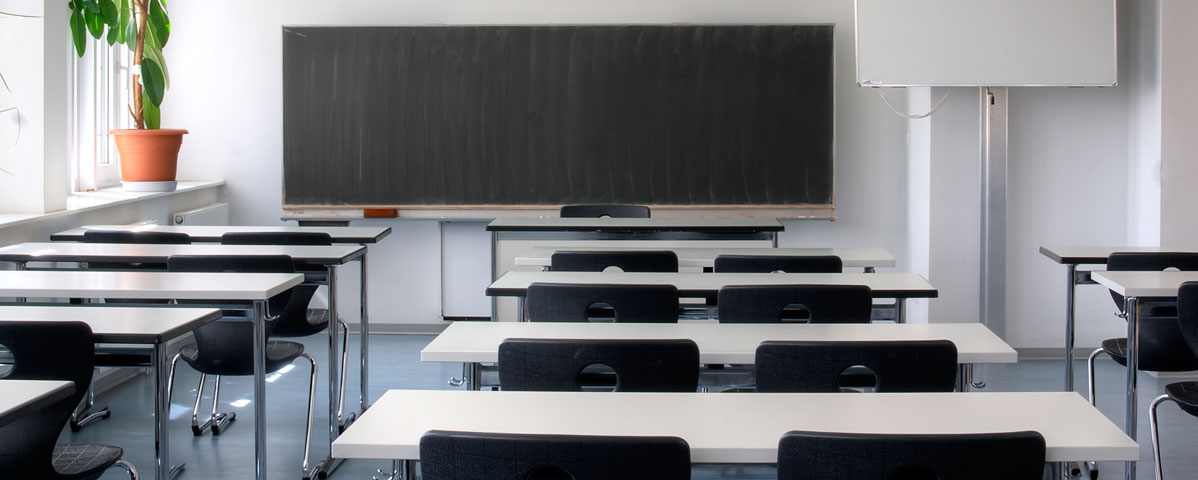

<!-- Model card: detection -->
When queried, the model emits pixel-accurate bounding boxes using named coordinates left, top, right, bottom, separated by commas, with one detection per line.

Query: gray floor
left=78, top=334, right=1198, bottom=480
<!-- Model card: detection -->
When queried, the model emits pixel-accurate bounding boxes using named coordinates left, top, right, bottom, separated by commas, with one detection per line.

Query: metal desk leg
left=491, top=231, right=499, bottom=321
left=518, top=297, right=526, bottom=322
left=894, top=299, right=905, bottom=324
left=252, top=300, right=268, bottom=480
left=310, top=266, right=345, bottom=479
left=402, top=459, right=416, bottom=480
left=360, top=252, right=370, bottom=412
left=1064, top=264, right=1078, bottom=392
left=152, top=343, right=181, bottom=480
left=1124, top=296, right=1140, bottom=480
left=957, top=364, right=973, bottom=392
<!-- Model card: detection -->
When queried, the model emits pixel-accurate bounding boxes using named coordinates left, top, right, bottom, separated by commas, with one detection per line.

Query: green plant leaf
left=82, top=7, right=104, bottom=39
left=97, top=0, right=117, bottom=26
left=115, top=1, right=129, bottom=44
left=143, top=44, right=169, bottom=89
left=123, top=8, right=136, bottom=50
left=141, top=57, right=165, bottom=107
left=70, top=6, right=88, bottom=57
left=142, top=90, right=160, bottom=129
left=148, top=0, right=169, bottom=47
left=82, top=0, right=100, bottom=14
left=106, top=20, right=118, bottom=44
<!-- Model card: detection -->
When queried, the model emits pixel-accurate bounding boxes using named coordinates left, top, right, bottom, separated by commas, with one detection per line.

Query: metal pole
left=978, top=86, right=1009, bottom=389
left=1124, top=296, right=1140, bottom=480
left=1064, top=264, right=1078, bottom=391
left=252, top=299, right=268, bottom=480
left=360, top=251, right=371, bottom=412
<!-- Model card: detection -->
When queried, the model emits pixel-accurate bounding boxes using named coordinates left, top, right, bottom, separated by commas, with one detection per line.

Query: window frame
left=71, top=37, right=133, bottom=192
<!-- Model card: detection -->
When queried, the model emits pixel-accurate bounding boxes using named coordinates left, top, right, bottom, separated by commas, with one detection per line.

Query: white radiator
left=172, top=203, right=229, bottom=226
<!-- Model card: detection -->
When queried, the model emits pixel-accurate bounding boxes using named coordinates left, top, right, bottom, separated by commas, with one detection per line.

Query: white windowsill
left=0, top=180, right=225, bottom=229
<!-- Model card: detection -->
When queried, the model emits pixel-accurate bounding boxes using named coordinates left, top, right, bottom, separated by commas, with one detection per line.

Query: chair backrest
left=498, top=338, right=699, bottom=392
left=167, top=255, right=296, bottom=373
left=754, top=340, right=958, bottom=393
left=526, top=283, right=679, bottom=323
left=1106, top=253, right=1198, bottom=371
left=221, top=232, right=331, bottom=333
left=82, top=229, right=191, bottom=244
left=550, top=250, right=678, bottom=273
left=717, top=285, right=872, bottom=324
left=714, top=255, right=843, bottom=273
left=777, top=430, right=1046, bottom=480
left=1107, top=252, right=1198, bottom=307
left=420, top=431, right=690, bottom=480
left=559, top=204, right=651, bottom=218
left=221, top=232, right=334, bottom=246
left=0, top=322, right=95, bottom=477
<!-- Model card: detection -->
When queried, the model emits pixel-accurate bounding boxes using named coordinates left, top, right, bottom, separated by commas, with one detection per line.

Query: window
left=71, top=36, right=133, bottom=192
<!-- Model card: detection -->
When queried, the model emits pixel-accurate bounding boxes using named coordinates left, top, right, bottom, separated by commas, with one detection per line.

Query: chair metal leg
left=1150, top=394, right=1172, bottom=480
left=166, top=353, right=182, bottom=405
left=209, top=375, right=236, bottom=435
left=112, top=459, right=139, bottom=480
left=337, top=319, right=350, bottom=428
left=191, top=373, right=211, bottom=436
left=301, top=353, right=318, bottom=477
left=69, top=377, right=111, bottom=431
left=1084, top=348, right=1106, bottom=479
left=1087, top=347, right=1105, bottom=407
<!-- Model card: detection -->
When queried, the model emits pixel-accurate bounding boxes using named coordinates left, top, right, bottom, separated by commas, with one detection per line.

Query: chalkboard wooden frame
left=282, top=24, right=836, bottom=219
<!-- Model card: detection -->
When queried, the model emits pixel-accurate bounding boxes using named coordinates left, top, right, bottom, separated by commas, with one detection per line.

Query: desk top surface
left=0, top=242, right=364, bottom=265
left=0, top=306, right=221, bottom=343
left=0, top=380, right=76, bottom=429
left=50, top=225, right=391, bottom=243
left=516, top=246, right=896, bottom=268
left=488, top=271, right=938, bottom=298
left=1039, top=246, right=1198, bottom=265
left=422, top=321, right=1015, bottom=364
left=332, top=390, right=1138, bottom=463
left=1091, top=271, right=1198, bottom=297
left=487, top=217, right=785, bottom=232
left=0, top=270, right=303, bottom=300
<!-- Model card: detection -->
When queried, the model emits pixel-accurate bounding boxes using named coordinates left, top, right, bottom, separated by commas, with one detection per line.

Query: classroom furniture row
left=1, top=223, right=392, bottom=480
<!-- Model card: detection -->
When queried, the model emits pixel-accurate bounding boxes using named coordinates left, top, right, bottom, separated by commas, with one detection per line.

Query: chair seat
left=180, top=340, right=305, bottom=376
left=52, top=444, right=123, bottom=480
left=271, top=309, right=331, bottom=337
left=1165, top=382, right=1198, bottom=417
left=1101, top=338, right=1129, bottom=366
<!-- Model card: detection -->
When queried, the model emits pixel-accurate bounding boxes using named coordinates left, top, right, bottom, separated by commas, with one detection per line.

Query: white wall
left=161, top=0, right=1163, bottom=349
left=1160, top=0, right=1198, bottom=246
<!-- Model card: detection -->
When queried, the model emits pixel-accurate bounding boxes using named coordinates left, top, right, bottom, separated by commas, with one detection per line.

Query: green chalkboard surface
left=282, top=24, right=834, bottom=212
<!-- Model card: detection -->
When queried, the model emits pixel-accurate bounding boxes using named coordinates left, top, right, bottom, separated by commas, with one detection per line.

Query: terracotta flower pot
left=110, top=128, right=188, bottom=192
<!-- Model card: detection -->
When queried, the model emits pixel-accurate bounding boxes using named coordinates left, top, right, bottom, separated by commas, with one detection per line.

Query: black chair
left=559, top=204, right=651, bottom=218
left=526, top=283, right=679, bottom=323
left=777, top=430, right=1046, bottom=480
left=164, top=255, right=318, bottom=476
left=72, top=230, right=192, bottom=431
left=498, top=338, right=699, bottom=392
left=550, top=250, right=678, bottom=273
left=420, top=431, right=690, bottom=480
left=717, top=285, right=872, bottom=324
left=713, top=254, right=843, bottom=273
left=1087, top=253, right=1198, bottom=415
left=754, top=340, right=958, bottom=393
left=0, top=321, right=138, bottom=480
left=220, top=232, right=350, bottom=421
left=1150, top=281, right=1198, bottom=480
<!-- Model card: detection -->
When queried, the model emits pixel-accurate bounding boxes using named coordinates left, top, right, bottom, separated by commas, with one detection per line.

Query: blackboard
left=282, top=24, right=835, bottom=214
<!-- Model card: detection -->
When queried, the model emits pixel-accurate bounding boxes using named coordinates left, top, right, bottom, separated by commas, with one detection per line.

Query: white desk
left=0, top=306, right=220, bottom=480
left=332, top=390, right=1138, bottom=473
left=0, top=241, right=368, bottom=469
left=1039, top=246, right=1198, bottom=393
left=51, top=225, right=391, bottom=244
left=515, top=246, right=896, bottom=271
left=487, top=217, right=785, bottom=322
left=423, top=321, right=1014, bottom=391
left=488, top=271, right=936, bottom=324
left=0, top=270, right=301, bottom=480
left=0, top=380, right=75, bottom=428
left=1090, top=270, right=1198, bottom=480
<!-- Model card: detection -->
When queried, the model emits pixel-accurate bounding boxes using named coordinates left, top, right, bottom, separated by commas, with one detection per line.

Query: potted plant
left=68, top=0, right=184, bottom=191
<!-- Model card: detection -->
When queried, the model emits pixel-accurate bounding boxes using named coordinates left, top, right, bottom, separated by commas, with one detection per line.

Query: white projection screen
left=855, top=0, right=1117, bottom=87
